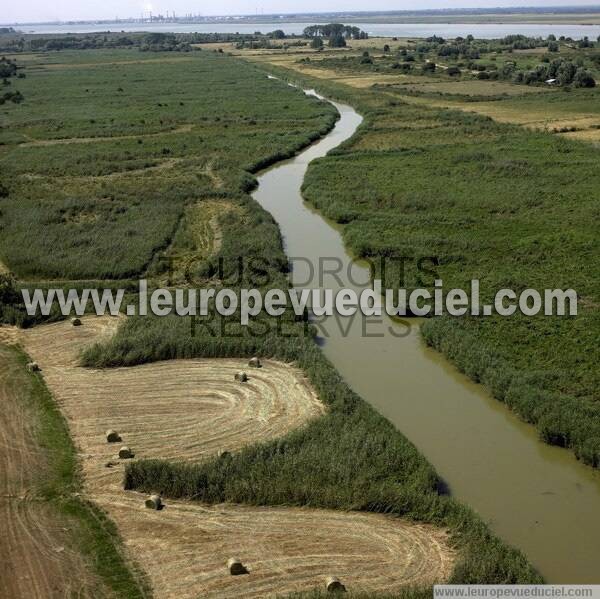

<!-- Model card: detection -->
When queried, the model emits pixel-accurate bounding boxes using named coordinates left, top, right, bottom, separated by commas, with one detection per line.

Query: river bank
left=250, top=77, right=600, bottom=582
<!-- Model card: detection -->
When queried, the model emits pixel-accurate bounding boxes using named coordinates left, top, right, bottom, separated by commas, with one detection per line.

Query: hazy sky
left=5, top=0, right=600, bottom=24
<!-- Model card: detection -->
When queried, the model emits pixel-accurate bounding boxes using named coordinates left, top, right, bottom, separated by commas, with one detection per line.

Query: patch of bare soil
left=19, top=317, right=455, bottom=598
left=0, top=345, right=106, bottom=599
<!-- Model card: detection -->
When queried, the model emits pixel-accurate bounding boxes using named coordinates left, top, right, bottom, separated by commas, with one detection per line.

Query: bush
left=556, top=60, right=577, bottom=85
left=0, top=56, right=17, bottom=78
left=573, top=68, right=596, bottom=88
left=0, top=89, right=24, bottom=104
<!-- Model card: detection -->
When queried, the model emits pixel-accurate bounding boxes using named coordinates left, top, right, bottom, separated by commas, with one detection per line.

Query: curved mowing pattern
left=19, top=318, right=455, bottom=597
left=21, top=317, right=325, bottom=495
left=101, top=498, right=455, bottom=599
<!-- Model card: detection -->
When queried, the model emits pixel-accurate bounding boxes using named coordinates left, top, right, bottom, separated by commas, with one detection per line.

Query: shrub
left=573, top=68, right=596, bottom=88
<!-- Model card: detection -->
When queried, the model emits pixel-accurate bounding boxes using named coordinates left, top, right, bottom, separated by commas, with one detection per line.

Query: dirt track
left=0, top=345, right=105, bottom=598
left=17, top=317, right=455, bottom=597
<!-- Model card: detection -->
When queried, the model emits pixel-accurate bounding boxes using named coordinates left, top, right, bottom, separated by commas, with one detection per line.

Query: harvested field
left=0, top=326, right=19, bottom=346
left=0, top=499, right=102, bottom=599
left=20, top=317, right=325, bottom=499
left=0, top=347, right=47, bottom=497
left=17, top=317, right=455, bottom=597
left=0, top=345, right=105, bottom=599
left=103, top=498, right=455, bottom=599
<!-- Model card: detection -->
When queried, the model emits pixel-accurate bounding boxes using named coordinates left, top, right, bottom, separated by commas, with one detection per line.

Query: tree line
left=0, top=31, right=283, bottom=53
left=302, top=23, right=368, bottom=49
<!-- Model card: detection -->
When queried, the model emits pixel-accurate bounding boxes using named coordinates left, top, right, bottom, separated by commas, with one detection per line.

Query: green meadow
left=0, top=49, right=336, bottom=280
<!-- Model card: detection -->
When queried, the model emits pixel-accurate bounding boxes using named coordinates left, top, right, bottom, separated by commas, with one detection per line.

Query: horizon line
left=4, top=4, right=600, bottom=28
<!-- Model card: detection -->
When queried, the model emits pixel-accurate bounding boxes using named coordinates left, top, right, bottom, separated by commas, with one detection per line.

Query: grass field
left=0, top=49, right=337, bottom=280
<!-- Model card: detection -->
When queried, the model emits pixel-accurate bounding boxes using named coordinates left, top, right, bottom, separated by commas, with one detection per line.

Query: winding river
left=252, top=84, right=600, bottom=583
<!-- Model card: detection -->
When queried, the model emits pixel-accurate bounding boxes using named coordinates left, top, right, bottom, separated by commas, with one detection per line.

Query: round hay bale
left=248, top=357, right=261, bottom=368
left=227, top=557, right=247, bottom=576
left=234, top=371, right=248, bottom=383
left=26, top=362, right=40, bottom=373
left=105, top=429, right=121, bottom=443
left=71, top=317, right=82, bottom=327
left=118, top=446, right=133, bottom=459
left=145, top=494, right=162, bottom=510
left=326, top=576, right=346, bottom=593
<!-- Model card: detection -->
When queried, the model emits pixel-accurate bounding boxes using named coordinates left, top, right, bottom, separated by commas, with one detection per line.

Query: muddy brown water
left=252, top=86, right=600, bottom=583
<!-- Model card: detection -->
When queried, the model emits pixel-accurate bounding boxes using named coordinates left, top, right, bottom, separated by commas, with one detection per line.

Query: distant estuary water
left=251, top=79, right=600, bottom=583
left=11, top=21, right=600, bottom=39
